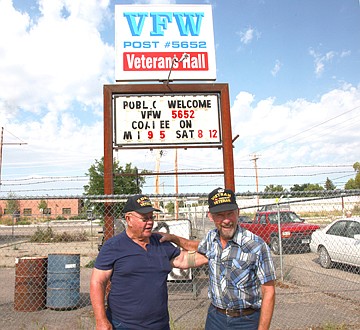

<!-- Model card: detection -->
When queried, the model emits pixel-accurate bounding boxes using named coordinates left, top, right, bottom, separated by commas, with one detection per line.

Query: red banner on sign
left=123, top=52, right=209, bottom=71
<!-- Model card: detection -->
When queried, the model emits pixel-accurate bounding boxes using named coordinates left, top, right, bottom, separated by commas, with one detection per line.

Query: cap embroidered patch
left=208, top=188, right=238, bottom=213
left=123, top=194, right=160, bottom=214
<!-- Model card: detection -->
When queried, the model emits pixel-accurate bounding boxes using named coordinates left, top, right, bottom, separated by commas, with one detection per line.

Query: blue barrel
left=46, top=254, right=80, bottom=310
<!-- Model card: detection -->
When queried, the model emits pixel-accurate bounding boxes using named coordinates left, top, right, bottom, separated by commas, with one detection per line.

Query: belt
left=213, top=304, right=256, bottom=317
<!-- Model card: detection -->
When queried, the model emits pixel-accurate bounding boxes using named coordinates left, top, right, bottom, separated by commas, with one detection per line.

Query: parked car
left=238, top=215, right=252, bottom=223
left=310, top=217, right=360, bottom=268
left=239, top=210, right=320, bottom=254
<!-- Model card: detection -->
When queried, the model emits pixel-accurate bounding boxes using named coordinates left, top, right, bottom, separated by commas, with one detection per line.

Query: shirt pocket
left=230, top=253, right=257, bottom=286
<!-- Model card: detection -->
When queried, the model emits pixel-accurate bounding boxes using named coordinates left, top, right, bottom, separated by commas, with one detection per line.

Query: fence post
left=276, top=198, right=284, bottom=281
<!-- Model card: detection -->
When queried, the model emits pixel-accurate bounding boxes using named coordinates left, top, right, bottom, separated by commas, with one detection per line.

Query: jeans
left=106, top=309, right=129, bottom=329
left=205, top=304, right=260, bottom=330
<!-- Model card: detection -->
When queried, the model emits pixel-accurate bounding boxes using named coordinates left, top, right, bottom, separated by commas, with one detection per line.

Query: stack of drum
left=14, top=254, right=80, bottom=312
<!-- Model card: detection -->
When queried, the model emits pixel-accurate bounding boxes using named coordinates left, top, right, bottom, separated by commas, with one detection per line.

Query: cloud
left=230, top=83, right=360, bottom=169
left=0, top=0, right=114, bottom=191
left=237, top=27, right=260, bottom=45
left=133, top=0, right=176, bottom=4
left=309, top=48, right=350, bottom=77
left=0, top=0, right=113, bottom=116
left=1, top=1, right=359, bottom=195
left=271, top=60, right=282, bottom=77
left=340, top=50, right=351, bottom=58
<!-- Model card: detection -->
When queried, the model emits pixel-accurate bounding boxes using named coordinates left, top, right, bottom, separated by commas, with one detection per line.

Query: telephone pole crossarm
left=0, top=127, right=28, bottom=188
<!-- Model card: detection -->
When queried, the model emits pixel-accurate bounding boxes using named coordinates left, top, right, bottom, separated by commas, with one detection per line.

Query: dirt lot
left=0, top=239, right=359, bottom=329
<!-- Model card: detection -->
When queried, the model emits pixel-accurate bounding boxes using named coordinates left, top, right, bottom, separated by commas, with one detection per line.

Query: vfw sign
left=115, top=4, right=216, bottom=81
left=114, top=93, right=222, bottom=147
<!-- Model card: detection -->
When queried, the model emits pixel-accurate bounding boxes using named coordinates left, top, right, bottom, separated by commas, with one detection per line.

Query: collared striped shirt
left=198, top=226, right=276, bottom=310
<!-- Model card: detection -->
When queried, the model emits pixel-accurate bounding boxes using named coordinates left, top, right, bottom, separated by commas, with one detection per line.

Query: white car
left=310, top=217, right=360, bottom=268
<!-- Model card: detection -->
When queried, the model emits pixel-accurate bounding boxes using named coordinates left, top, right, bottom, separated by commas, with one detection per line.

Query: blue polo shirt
left=95, top=232, right=180, bottom=329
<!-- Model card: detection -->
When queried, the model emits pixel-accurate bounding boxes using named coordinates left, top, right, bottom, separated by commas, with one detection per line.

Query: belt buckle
left=225, top=308, right=232, bottom=317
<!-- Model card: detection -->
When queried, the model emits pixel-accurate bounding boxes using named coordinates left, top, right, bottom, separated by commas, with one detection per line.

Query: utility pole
left=251, top=154, right=260, bottom=207
left=0, top=127, right=28, bottom=189
left=154, top=149, right=162, bottom=212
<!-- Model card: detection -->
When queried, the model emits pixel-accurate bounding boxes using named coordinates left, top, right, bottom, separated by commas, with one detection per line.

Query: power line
left=2, top=175, right=87, bottom=182
left=250, top=104, right=360, bottom=154
left=1, top=164, right=355, bottom=183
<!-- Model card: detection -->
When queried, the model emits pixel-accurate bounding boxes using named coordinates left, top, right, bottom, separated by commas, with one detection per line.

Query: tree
left=290, top=183, right=324, bottom=192
left=165, top=201, right=175, bottom=215
left=38, top=199, right=47, bottom=211
left=264, top=184, right=285, bottom=193
left=290, top=184, right=305, bottom=192
left=6, top=193, right=20, bottom=216
left=305, top=183, right=324, bottom=191
left=83, top=157, right=147, bottom=195
left=345, top=162, right=360, bottom=189
left=263, top=185, right=285, bottom=199
left=324, top=177, right=336, bottom=190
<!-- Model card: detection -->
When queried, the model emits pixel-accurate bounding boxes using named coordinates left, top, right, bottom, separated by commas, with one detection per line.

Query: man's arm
left=158, top=232, right=200, bottom=251
left=258, top=280, right=276, bottom=330
left=90, top=268, right=113, bottom=330
left=170, top=250, right=208, bottom=269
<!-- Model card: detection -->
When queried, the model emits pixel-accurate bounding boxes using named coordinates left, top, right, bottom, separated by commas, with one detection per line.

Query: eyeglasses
left=211, top=210, right=238, bottom=221
left=130, top=213, right=156, bottom=222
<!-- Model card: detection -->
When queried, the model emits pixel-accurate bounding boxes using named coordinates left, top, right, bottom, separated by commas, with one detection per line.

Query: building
left=0, top=198, right=82, bottom=219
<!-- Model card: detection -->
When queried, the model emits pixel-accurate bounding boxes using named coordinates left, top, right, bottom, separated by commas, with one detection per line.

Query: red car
left=239, top=210, right=320, bottom=254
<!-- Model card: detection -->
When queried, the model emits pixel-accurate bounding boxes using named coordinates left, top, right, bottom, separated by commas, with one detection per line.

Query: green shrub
left=16, top=217, right=32, bottom=225
left=69, top=214, right=87, bottom=220
left=55, top=215, right=67, bottom=220
left=30, top=227, right=89, bottom=243
left=30, top=227, right=54, bottom=242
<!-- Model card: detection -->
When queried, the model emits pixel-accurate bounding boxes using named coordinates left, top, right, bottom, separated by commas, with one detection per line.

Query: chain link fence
left=0, top=190, right=359, bottom=329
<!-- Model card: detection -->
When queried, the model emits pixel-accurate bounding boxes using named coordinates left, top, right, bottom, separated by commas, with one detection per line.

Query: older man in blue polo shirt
left=90, top=194, right=207, bottom=330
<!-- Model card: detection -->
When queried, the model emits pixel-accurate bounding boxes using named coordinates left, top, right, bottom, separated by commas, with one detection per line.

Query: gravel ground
left=0, top=238, right=359, bottom=329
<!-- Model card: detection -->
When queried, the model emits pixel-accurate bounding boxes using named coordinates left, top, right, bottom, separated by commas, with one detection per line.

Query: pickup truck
left=239, top=210, right=320, bottom=254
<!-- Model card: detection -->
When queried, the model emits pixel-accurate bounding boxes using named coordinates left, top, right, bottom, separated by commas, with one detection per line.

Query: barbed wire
left=0, top=164, right=356, bottom=194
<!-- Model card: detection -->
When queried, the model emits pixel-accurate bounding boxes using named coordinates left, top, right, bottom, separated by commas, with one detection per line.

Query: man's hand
left=155, top=232, right=200, bottom=251
left=95, top=318, right=112, bottom=330
left=155, top=232, right=173, bottom=243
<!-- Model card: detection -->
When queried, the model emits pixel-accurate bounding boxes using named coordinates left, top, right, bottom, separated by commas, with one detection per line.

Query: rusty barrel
left=46, top=254, right=80, bottom=310
left=14, top=256, right=48, bottom=312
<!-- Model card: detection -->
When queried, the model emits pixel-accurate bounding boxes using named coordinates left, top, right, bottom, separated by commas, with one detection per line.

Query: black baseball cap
left=208, top=188, right=238, bottom=213
left=123, top=194, right=160, bottom=214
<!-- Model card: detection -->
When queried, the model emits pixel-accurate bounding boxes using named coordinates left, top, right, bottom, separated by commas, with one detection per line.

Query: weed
left=30, top=227, right=89, bottom=243
left=85, top=259, right=96, bottom=268
left=308, top=323, right=350, bottom=330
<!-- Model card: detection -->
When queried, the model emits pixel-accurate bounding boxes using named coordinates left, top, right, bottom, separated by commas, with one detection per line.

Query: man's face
left=126, top=211, right=155, bottom=239
left=209, top=209, right=239, bottom=240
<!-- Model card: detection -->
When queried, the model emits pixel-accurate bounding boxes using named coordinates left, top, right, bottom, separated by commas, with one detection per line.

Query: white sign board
left=153, top=220, right=192, bottom=281
left=115, top=4, right=216, bottom=81
left=114, top=93, right=222, bottom=147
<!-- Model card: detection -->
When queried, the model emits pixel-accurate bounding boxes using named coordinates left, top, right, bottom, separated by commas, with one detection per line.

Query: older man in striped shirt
left=160, top=187, right=276, bottom=330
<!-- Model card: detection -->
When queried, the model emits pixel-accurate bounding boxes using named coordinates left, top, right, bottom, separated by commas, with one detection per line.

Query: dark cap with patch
left=208, top=187, right=238, bottom=213
left=123, top=194, right=160, bottom=214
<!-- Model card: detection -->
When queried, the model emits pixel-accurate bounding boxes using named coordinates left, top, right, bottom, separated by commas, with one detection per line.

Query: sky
left=1, top=0, right=360, bottom=197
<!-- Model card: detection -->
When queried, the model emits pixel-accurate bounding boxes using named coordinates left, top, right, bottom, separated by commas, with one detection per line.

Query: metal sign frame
left=103, top=83, right=235, bottom=241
